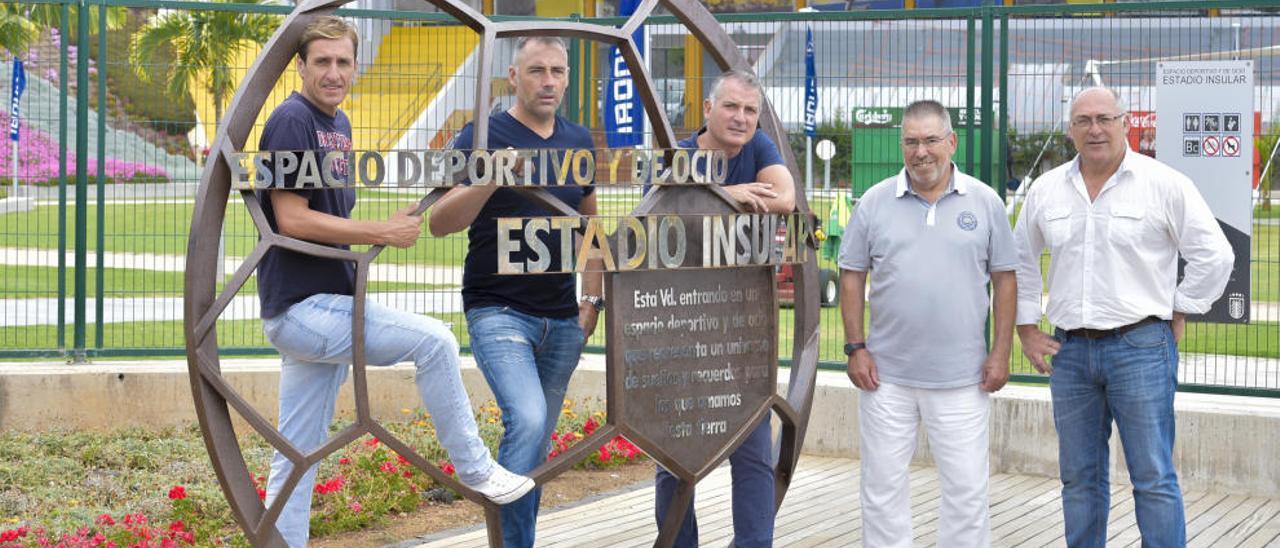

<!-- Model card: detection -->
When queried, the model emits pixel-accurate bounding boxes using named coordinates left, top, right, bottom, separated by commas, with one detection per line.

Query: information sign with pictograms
left=1156, top=60, right=1253, bottom=323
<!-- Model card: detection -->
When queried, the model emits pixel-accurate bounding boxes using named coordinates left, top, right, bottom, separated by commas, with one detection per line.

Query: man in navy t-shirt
left=256, top=17, right=532, bottom=547
left=653, top=70, right=795, bottom=548
left=429, top=36, right=602, bottom=548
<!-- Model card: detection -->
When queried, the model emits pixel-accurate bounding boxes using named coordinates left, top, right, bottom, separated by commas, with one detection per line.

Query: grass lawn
left=2, top=265, right=449, bottom=299
left=1, top=201, right=472, bottom=266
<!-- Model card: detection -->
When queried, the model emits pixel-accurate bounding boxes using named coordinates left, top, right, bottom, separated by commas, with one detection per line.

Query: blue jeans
left=466, top=305, right=584, bottom=548
left=262, top=294, right=494, bottom=548
left=1050, top=321, right=1185, bottom=548
left=654, top=419, right=776, bottom=548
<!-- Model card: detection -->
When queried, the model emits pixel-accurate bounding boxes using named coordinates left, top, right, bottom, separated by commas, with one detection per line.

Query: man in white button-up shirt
left=1013, top=87, right=1233, bottom=548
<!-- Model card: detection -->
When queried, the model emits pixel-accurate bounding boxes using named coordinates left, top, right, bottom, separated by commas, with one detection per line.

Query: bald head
left=1071, top=87, right=1126, bottom=117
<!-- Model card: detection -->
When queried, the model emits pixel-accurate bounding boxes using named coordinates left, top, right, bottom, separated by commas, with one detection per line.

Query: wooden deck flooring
left=410, top=456, right=1280, bottom=547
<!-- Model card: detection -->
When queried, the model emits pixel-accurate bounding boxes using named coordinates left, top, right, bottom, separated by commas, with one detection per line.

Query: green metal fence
left=1, top=0, right=1277, bottom=396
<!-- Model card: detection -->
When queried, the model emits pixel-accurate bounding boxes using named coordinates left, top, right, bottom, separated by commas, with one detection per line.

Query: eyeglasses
left=901, top=133, right=951, bottom=149
left=1070, top=113, right=1125, bottom=129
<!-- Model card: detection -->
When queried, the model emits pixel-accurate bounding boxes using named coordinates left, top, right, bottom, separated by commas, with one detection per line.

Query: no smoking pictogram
left=1223, top=135, right=1241, bottom=157
left=1203, top=135, right=1221, bottom=157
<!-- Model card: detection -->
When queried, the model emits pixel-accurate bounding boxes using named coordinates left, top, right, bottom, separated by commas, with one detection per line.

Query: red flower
left=167, top=485, right=187, bottom=500
left=364, top=437, right=380, bottom=447
left=168, top=521, right=186, bottom=533
left=396, top=454, right=410, bottom=466
left=256, top=487, right=267, bottom=501
left=348, top=502, right=363, bottom=513
left=583, top=418, right=599, bottom=436
left=437, top=460, right=455, bottom=475
left=338, top=457, right=351, bottom=465
left=597, top=445, right=612, bottom=462
left=0, top=527, right=28, bottom=542
left=402, top=470, right=413, bottom=478
left=379, top=461, right=398, bottom=474
left=313, top=476, right=346, bottom=495
left=95, top=514, right=115, bottom=526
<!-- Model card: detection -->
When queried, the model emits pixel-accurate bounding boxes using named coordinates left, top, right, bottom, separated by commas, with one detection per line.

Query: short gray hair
left=1071, top=86, right=1127, bottom=113
left=512, top=36, right=568, bottom=66
left=707, top=70, right=763, bottom=103
left=902, top=100, right=953, bottom=134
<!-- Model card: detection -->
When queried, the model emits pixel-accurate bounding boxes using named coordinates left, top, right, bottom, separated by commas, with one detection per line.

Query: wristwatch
left=843, top=342, right=867, bottom=356
left=580, top=295, right=606, bottom=311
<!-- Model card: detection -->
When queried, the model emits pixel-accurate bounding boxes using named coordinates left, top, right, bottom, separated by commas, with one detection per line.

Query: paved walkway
left=406, top=455, right=1280, bottom=547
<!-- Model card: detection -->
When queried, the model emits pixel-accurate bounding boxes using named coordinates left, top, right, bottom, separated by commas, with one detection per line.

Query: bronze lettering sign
left=608, top=267, right=777, bottom=477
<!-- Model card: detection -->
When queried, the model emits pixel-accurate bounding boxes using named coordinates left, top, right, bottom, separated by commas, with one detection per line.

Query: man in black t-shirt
left=429, top=36, right=602, bottom=548
left=257, top=17, right=532, bottom=547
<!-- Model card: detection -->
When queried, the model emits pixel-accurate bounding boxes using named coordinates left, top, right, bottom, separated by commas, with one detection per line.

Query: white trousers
left=859, top=382, right=991, bottom=548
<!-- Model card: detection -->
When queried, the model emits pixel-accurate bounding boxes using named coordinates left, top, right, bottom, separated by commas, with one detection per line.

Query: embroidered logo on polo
left=956, top=211, right=978, bottom=231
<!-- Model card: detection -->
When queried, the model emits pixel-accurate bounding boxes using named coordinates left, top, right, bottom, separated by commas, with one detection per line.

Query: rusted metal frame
left=365, top=421, right=492, bottom=503
left=240, top=190, right=275, bottom=244
left=191, top=240, right=271, bottom=346
left=527, top=423, right=622, bottom=480
left=472, top=28, right=496, bottom=149
left=192, top=349, right=303, bottom=462
left=349, top=256, right=374, bottom=420
left=619, top=0, right=660, bottom=37
left=655, top=479, right=696, bottom=548
left=183, top=0, right=823, bottom=545
left=190, top=347, right=286, bottom=546
left=768, top=395, right=800, bottom=507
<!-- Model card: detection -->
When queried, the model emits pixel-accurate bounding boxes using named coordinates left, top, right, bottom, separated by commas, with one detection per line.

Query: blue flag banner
left=10, top=59, right=24, bottom=142
left=604, top=0, right=644, bottom=147
left=803, top=27, right=818, bottom=138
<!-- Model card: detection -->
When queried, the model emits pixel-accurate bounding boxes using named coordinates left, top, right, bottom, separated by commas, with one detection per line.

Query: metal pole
left=57, top=2, right=69, bottom=350
left=95, top=1, right=107, bottom=349
left=823, top=156, right=830, bottom=191
left=805, top=135, right=813, bottom=193
left=965, top=15, right=976, bottom=174
left=10, top=141, right=16, bottom=197
left=979, top=2, right=995, bottom=185
left=74, top=0, right=90, bottom=362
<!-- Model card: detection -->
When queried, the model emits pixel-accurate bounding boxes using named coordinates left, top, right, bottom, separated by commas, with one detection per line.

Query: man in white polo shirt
left=838, top=99, right=1017, bottom=547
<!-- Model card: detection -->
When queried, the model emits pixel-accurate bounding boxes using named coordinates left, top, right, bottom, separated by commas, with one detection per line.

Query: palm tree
left=1, top=2, right=125, bottom=58
left=0, top=5, right=38, bottom=57
left=129, top=0, right=278, bottom=127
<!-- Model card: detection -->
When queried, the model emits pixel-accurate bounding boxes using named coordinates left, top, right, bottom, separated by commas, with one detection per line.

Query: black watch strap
left=843, top=342, right=866, bottom=356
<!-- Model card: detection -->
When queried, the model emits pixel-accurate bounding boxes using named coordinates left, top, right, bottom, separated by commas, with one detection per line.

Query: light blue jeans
left=1050, top=320, right=1185, bottom=548
left=262, top=293, right=493, bottom=548
left=466, top=305, right=584, bottom=548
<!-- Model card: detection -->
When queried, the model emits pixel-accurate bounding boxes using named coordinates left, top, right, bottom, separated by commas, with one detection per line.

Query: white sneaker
left=466, top=464, right=535, bottom=505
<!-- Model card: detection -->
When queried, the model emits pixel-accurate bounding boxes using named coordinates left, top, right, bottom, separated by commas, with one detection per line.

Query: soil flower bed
left=0, top=398, right=642, bottom=547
